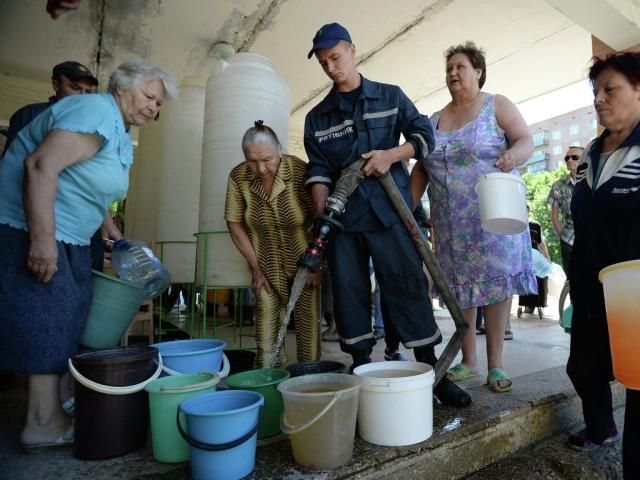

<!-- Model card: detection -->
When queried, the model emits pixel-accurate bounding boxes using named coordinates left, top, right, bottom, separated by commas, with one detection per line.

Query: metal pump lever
left=299, top=157, right=468, bottom=384
left=376, top=169, right=468, bottom=384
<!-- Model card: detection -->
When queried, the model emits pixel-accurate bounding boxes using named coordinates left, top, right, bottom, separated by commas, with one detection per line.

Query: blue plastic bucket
left=152, top=339, right=228, bottom=376
left=178, top=390, right=264, bottom=480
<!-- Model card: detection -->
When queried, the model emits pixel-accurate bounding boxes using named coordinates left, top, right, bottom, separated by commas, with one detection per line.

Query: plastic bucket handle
left=68, top=354, right=163, bottom=395
left=160, top=353, right=230, bottom=378
left=158, top=374, right=220, bottom=393
left=176, top=409, right=259, bottom=451
left=280, top=390, right=343, bottom=435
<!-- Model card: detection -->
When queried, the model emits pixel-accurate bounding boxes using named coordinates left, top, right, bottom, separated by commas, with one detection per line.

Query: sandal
left=22, top=425, right=74, bottom=453
left=447, top=363, right=480, bottom=382
left=487, top=368, right=512, bottom=393
left=504, top=330, right=513, bottom=341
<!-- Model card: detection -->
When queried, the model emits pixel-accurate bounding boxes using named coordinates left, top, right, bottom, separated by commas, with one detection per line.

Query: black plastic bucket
left=70, top=346, right=160, bottom=460
left=225, top=350, right=257, bottom=375
left=285, top=360, right=346, bottom=377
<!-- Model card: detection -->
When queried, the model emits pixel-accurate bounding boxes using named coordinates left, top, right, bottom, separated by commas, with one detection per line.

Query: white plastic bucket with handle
left=353, top=361, right=434, bottom=446
left=277, top=373, right=362, bottom=469
left=475, top=172, right=527, bottom=235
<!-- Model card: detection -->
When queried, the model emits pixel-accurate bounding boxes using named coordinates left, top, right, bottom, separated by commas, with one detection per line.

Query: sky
left=517, top=79, right=595, bottom=126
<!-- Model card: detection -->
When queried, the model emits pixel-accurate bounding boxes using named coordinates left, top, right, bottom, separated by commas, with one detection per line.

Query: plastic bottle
left=531, top=248, right=553, bottom=278
left=111, top=240, right=171, bottom=299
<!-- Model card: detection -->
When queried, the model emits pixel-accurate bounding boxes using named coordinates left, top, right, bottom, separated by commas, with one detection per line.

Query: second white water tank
left=197, top=53, right=291, bottom=287
left=155, top=75, right=207, bottom=283
left=124, top=121, right=161, bottom=245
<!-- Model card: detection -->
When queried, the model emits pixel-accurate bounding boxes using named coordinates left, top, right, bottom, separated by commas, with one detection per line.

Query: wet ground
left=0, top=295, right=626, bottom=479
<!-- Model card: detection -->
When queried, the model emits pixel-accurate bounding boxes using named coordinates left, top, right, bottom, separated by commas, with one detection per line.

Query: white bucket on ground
left=353, top=361, right=434, bottom=446
left=475, top=172, right=527, bottom=235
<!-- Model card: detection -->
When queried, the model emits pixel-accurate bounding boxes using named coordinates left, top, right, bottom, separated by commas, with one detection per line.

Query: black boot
left=349, top=349, right=372, bottom=373
left=433, top=376, right=472, bottom=407
left=414, top=346, right=472, bottom=408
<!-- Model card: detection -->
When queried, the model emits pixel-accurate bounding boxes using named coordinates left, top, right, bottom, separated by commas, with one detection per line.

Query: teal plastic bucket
left=80, top=271, right=145, bottom=348
left=146, top=373, right=220, bottom=463
left=223, top=368, right=290, bottom=438
left=178, top=390, right=264, bottom=480
left=561, top=304, right=573, bottom=333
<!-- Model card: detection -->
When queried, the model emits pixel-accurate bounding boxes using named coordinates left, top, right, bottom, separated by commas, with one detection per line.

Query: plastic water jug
left=111, top=240, right=170, bottom=299
left=531, top=249, right=553, bottom=278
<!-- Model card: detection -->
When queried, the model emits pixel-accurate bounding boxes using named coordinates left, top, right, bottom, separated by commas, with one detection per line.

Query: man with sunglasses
left=548, top=146, right=583, bottom=273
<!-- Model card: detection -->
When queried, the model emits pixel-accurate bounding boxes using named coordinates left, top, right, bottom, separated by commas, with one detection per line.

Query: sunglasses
left=564, top=154, right=580, bottom=162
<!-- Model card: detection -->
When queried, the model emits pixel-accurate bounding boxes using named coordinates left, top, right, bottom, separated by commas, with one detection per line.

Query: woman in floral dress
left=410, top=42, right=536, bottom=392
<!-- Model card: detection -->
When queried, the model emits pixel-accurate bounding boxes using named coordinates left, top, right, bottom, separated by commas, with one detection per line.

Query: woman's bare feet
left=21, top=374, right=73, bottom=447
left=21, top=413, right=71, bottom=446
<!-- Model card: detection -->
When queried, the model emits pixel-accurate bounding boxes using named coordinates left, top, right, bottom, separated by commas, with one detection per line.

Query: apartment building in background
left=523, top=105, right=598, bottom=175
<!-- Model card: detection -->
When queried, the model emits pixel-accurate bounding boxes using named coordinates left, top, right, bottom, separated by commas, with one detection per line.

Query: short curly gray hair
left=107, top=58, right=178, bottom=99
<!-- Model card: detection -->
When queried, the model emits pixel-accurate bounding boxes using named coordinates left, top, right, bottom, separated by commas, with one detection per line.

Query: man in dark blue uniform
left=304, top=22, right=471, bottom=407
left=4, top=61, right=98, bottom=154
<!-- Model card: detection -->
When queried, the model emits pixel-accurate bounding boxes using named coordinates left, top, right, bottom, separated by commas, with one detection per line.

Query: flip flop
left=487, top=368, right=512, bottom=393
left=22, top=425, right=74, bottom=453
left=504, top=330, right=514, bottom=341
left=447, top=363, right=480, bottom=382
left=61, top=396, right=75, bottom=416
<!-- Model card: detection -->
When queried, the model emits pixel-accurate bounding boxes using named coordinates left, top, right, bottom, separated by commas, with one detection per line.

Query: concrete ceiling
left=1, top=0, right=638, bottom=135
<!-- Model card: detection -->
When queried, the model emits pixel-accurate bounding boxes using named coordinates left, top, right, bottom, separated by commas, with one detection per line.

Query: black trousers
left=566, top=306, right=616, bottom=444
left=560, top=240, right=572, bottom=276
left=328, top=222, right=441, bottom=354
left=624, top=389, right=640, bottom=478
left=379, top=292, right=401, bottom=351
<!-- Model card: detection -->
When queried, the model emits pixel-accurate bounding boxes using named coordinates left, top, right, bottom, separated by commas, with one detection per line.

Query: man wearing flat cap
left=3, top=60, right=98, bottom=155
left=304, top=23, right=471, bottom=407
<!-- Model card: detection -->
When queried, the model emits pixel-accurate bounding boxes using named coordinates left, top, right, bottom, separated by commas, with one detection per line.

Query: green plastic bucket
left=80, top=270, right=145, bottom=348
left=223, top=368, right=290, bottom=438
left=145, top=372, right=220, bottom=463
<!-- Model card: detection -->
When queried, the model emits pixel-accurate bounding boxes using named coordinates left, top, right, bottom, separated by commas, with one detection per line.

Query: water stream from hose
left=265, top=266, right=310, bottom=370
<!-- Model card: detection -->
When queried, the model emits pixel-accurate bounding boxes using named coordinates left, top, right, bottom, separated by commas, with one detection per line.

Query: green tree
left=522, top=167, right=568, bottom=265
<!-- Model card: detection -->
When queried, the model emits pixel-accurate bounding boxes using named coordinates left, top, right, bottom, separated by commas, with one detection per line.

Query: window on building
left=569, top=124, right=580, bottom=135
left=552, top=130, right=562, bottom=140
left=527, top=162, right=546, bottom=174
left=552, top=145, right=562, bottom=155
left=589, top=118, right=598, bottom=130
left=532, top=131, right=548, bottom=147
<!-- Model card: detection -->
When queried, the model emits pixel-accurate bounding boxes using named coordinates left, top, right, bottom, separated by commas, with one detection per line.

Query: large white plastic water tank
left=196, top=53, right=291, bottom=287
left=124, top=121, right=161, bottom=245
left=154, top=75, right=207, bottom=283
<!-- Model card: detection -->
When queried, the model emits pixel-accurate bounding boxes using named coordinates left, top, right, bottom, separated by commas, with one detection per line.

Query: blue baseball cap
left=307, top=22, right=352, bottom=59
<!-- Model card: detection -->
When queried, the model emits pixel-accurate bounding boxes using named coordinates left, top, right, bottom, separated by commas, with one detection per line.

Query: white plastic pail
left=475, top=173, right=527, bottom=235
left=353, top=361, right=434, bottom=446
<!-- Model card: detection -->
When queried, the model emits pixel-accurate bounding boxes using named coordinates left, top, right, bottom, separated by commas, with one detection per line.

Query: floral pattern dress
left=422, top=95, right=537, bottom=309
